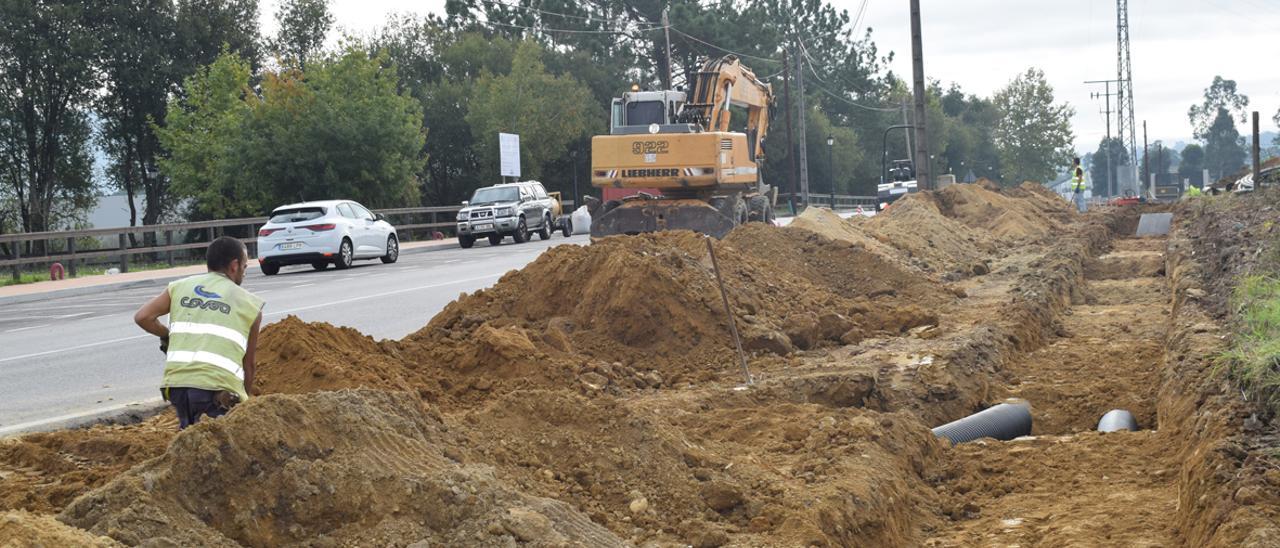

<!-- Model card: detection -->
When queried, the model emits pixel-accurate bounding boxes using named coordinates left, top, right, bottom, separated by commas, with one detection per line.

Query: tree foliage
left=992, top=68, right=1075, bottom=184
left=465, top=41, right=600, bottom=183
left=157, top=49, right=426, bottom=220
left=1179, top=143, right=1205, bottom=182
left=1203, top=109, right=1246, bottom=180
left=1089, top=137, right=1129, bottom=196
left=0, top=0, right=99, bottom=243
left=271, top=0, right=333, bottom=69
left=1189, top=76, right=1248, bottom=140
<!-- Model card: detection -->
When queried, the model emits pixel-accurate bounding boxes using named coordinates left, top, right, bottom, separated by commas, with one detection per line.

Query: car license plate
left=281, top=242, right=303, bottom=251
left=473, top=223, right=492, bottom=231
left=890, top=188, right=908, bottom=195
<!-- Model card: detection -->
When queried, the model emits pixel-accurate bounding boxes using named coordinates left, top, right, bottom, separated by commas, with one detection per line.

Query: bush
left=1220, top=275, right=1280, bottom=413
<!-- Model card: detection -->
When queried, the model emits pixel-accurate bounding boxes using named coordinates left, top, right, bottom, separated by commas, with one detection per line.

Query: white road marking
left=0, top=334, right=150, bottom=364
left=291, top=283, right=315, bottom=289
left=5, top=324, right=49, bottom=333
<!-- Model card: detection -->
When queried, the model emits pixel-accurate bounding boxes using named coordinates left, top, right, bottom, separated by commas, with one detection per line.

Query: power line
left=475, top=18, right=664, bottom=35
left=478, top=0, right=622, bottom=25
left=795, top=37, right=873, bottom=96
left=667, top=27, right=782, bottom=65
left=806, top=77, right=898, bottom=112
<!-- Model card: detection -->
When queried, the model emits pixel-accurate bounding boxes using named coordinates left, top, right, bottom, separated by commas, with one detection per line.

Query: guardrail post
left=10, top=241, right=19, bottom=281
left=165, top=230, right=174, bottom=266
left=206, top=227, right=213, bottom=243
left=118, top=234, right=129, bottom=273
left=248, top=223, right=257, bottom=258
left=66, top=237, right=77, bottom=277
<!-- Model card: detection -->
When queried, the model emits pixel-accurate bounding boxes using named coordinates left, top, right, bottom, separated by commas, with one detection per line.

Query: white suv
left=257, top=200, right=398, bottom=276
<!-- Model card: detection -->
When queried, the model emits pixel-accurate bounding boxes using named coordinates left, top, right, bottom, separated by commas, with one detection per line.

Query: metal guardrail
left=777, top=193, right=879, bottom=209
left=1, top=202, right=572, bottom=280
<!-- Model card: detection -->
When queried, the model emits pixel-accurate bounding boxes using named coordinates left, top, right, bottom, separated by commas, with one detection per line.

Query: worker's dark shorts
left=165, top=387, right=228, bottom=429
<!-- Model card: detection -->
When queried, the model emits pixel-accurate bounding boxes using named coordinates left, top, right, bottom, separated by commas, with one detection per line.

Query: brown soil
left=5, top=184, right=1279, bottom=547
left=0, top=510, right=120, bottom=547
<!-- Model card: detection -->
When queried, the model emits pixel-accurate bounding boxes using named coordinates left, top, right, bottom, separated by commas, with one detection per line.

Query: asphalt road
left=0, top=233, right=589, bottom=433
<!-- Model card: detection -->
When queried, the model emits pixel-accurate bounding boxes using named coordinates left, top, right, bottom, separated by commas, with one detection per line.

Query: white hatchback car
left=257, top=200, right=398, bottom=276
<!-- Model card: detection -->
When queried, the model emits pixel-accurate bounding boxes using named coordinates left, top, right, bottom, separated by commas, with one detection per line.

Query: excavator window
left=610, top=99, right=623, bottom=130
left=625, top=101, right=665, bottom=126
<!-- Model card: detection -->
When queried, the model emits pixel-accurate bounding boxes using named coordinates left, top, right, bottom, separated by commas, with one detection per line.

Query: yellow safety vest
left=163, top=272, right=263, bottom=401
left=1070, top=167, right=1086, bottom=192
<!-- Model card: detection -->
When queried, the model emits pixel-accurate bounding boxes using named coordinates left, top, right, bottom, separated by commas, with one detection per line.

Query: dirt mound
left=59, top=390, right=623, bottom=547
left=932, top=182, right=1066, bottom=241
left=254, top=316, right=417, bottom=394
left=0, top=416, right=173, bottom=514
left=865, top=192, right=996, bottom=278
left=0, top=511, right=120, bottom=547
left=788, top=207, right=910, bottom=267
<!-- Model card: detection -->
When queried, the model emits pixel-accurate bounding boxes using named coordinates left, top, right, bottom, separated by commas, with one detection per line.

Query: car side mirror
left=461, top=201, right=469, bottom=207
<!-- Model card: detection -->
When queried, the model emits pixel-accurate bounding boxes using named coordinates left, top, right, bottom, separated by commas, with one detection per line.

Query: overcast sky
left=261, top=0, right=1279, bottom=154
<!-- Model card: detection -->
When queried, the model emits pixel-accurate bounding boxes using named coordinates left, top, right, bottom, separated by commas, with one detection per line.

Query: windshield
left=625, top=100, right=665, bottom=126
left=470, top=187, right=519, bottom=205
left=269, top=207, right=326, bottom=223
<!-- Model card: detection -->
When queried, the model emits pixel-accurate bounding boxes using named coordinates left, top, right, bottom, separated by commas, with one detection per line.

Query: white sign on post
left=499, top=133, right=521, bottom=179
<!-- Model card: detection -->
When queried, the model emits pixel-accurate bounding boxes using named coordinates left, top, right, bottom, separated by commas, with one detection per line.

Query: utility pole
left=909, top=0, right=931, bottom=190
left=1252, top=111, right=1261, bottom=185
left=1142, top=120, right=1149, bottom=196
left=795, top=46, right=811, bottom=207
left=661, top=7, right=673, bottom=89
left=782, top=50, right=798, bottom=214
left=1085, top=79, right=1120, bottom=197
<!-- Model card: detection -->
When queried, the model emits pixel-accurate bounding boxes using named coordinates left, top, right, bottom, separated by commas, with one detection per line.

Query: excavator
left=588, top=55, right=775, bottom=238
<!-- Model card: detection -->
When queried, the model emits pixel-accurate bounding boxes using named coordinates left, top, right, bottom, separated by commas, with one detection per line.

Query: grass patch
left=0, top=261, right=202, bottom=288
left=1219, top=275, right=1280, bottom=413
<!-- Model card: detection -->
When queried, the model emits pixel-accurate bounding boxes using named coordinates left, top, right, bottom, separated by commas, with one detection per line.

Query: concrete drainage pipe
left=932, top=399, right=1033, bottom=446
left=1096, top=409, right=1138, bottom=432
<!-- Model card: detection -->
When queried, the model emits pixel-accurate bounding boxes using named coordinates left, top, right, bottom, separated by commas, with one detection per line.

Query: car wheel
left=261, top=262, right=280, bottom=276
left=488, top=234, right=502, bottom=246
left=537, top=214, right=552, bottom=240
left=459, top=234, right=475, bottom=248
left=334, top=239, right=353, bottom=269
left=512, top=217, right=529, bottom=243
left=561, top=218, right=572, bottom=237
left=311, top=261, right=328, bottom=271
left=380, top=235, right=399, bottom=264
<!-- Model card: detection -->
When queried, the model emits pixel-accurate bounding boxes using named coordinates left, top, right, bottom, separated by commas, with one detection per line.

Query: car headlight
left=495, top=207, right=514, bottom=217
left=457, top=211, right=468, bottom=221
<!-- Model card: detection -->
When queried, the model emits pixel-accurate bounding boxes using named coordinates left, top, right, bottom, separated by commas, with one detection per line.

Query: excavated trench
left=924, top=233, right=1178, bottom=546
left=4, top=187, right=1277, bottom=547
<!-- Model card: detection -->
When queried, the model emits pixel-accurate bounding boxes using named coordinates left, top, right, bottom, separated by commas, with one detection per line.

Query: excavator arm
left=683, top=56, right=773, bottom=160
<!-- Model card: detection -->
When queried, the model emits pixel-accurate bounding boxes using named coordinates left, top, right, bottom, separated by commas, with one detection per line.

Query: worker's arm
left=133, top=288, right=171, bottom=341
left=243, top=311, right=263, bottom=396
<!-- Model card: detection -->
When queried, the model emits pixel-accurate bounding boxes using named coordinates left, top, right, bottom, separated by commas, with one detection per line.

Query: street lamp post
left=826, top=135, right=835, bottom=209
left=570, top=149, right=579, bottom=209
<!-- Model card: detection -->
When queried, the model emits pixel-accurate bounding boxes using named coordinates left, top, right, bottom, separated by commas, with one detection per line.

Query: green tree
left=174, top=0, right=263, bottom=75
left=1203, top=109, right=1247, bottom=180
left=465, top=40, right=599, bottom=182
left=239, top=49, right=426, bottom=209
left=0, top=0, right=99, bottom=245
left=95, top=0, right=181, bottom=230
left=271, top=0, right=332, bottom=70
left=992, top=68, right=1075, bottom=184
left=155, top=51, right=258, bottom=219
left=1188, top=76, right=1248, bottom=139
left=1179, top=143, right=1205, bottom=183
left=1089, top=137, right=1129, bottom=196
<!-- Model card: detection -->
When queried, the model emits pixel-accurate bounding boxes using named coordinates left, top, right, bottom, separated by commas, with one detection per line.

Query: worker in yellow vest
left=134, top=237, right=264, bottom=429
left=1070, top=157, right=1087, bottom=213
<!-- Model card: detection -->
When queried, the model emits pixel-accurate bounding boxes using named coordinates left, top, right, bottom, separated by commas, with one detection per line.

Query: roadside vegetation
left=1223, top=274, right=1280, bottom=414
left=0, top=261, right=202, bottom=288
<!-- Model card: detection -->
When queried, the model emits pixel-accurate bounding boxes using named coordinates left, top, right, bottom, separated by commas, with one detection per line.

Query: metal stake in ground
left=705, top=237, right=753, bottom=385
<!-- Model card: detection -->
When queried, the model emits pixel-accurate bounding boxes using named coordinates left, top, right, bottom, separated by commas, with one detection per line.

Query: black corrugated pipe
left=932, top=399, right=1033, bottom=446
left=1097, top=409, right=1138, bottom=432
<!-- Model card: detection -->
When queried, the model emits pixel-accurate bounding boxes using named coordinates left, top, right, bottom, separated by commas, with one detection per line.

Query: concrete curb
left=0, top=239, right=458, bottom=306
left=0, top=399, right=169, bottom=438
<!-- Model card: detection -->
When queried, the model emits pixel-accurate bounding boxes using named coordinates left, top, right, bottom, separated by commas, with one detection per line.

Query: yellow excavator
left=588, top=55, right=775, bottom=238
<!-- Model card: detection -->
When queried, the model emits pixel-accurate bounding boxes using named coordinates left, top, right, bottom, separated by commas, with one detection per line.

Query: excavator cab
left=609, top=91, right=698, bottom=135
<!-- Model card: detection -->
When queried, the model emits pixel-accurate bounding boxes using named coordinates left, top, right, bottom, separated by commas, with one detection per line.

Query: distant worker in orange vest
left=1070, top=158, right=1088, bottom=213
